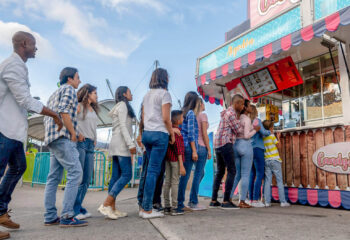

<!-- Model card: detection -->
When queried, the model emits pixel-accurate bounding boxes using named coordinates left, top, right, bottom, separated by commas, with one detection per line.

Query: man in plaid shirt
left=210, top=94, right=245, bottom=210
left=43, top=67, right=87, bottom=227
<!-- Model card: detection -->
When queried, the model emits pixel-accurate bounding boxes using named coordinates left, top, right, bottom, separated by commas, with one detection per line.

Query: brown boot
left=0, top=212, right=20, bottom=229
left=0, top=231, right=10, bottom=240
left=238, top=201, right=252, bottom=209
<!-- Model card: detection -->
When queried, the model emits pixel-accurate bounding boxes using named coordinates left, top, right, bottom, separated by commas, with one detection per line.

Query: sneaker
left=182, top=206, right=193, bottom=212
left=44, top=217, right=60, bottom=226
left=238, top=201, right=252, bottom=209
left=153, top=203, right=164, bottom=212
left=281, top=202, right=291, bottom=207
left=0, top=212, right=20, bottom=229
left=114, top=209, right=128, bottom=218
left=139, top=211, right=143, bottom=218
left=0, top=231, right=9, bottom=240
left=245, top=199, right=252, bottom=206
left=209, top=201, right=221, bottom=208
left=171, top=208, right=184, bottom=216
left=189, top=203, right=207, bottom=211
left=75, top=213, right=87, bottom=220
left=60, top=217, right=88, bottom=228
left=251, top=201, right=265, bottom=208
left=97, top=205, right=118, bottom=220
left=142, top=211, right=164, bottom=219
left=164, top=207, right=172, bottom=215
left=265, top=203, right=271, bottom=207
left=220, top=202, right=239, bottom=210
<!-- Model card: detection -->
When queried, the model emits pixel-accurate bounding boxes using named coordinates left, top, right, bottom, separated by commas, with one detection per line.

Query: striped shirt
left=263, top=134, right=281, bottom=162
left=181, top=110, right=198, bottom=149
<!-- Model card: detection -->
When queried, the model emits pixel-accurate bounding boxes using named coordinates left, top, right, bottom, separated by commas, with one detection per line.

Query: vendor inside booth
left=196, top=0, right=350, bottom=209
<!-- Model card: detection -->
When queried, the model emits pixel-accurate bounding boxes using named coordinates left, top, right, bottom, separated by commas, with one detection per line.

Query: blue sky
left=0, top=0, right=247, bottom=131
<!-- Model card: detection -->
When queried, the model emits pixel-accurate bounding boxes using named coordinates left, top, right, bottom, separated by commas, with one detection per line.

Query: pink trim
left=288, top=188, right=298, bottom=203
left=300, top=25, right=314, bottom=42
left=209, top=96, right=215, bottom=104
left=307, top=189, right=318, bottom=206
left=222, top=64, right=229, bottom=77
left=263, top=43, right=273, bottom=58
left=329, top=191, right=341, bottom=208
left=281, top=34, right=292, bottom=51
left=201, top=75, right=206, bottom=85
left=220, top=99, right=223, bottom=106
left=325, top=12, right=340, bottom=32
left=248, top=51, right=256, bottom=65
left=210, top=70, right=216, bottom=81
left=234, top=58, right=241, bottom=71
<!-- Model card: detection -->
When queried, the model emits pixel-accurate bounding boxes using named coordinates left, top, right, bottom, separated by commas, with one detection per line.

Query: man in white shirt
left=0, top=31, right=62, bottom=239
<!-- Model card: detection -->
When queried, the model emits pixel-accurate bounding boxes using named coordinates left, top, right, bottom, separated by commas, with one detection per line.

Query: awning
left=197, top=6, right=350, bottom=105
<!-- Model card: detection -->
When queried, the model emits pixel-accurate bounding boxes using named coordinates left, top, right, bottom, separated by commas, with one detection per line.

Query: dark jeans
left=248, top=148, right=265, bottom=201
left=212, top=143, right=235, bottom=202
left=0, top=133, right=27, bottom=215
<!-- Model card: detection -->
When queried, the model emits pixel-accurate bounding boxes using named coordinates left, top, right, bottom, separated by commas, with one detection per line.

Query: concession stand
left=196, top=0, right=350, bottom=209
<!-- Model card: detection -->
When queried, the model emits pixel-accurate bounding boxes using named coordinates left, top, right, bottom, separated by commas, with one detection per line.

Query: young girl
left=98, top=86, right=136, bottom=219
left=74, top=84, right=99, bottom=220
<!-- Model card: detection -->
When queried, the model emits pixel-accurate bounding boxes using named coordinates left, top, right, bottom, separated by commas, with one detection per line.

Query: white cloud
left=0, top=20, right=53, bottom=58
left=101, top=0, right=169, bottom=14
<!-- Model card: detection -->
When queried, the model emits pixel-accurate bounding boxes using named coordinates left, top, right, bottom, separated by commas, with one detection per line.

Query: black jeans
left=212, top=143, right=236, bottom=202
left=0, top=133, right=27, bottom=215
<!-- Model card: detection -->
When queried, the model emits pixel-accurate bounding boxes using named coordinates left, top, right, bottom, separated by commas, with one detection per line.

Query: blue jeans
left=189, top=145, right=207, bottom=205
left=230, top=139, right=254, bottom=201
left=44, top=137, right=82, bottom=221
left=0, top=133, right=27, bottom=215
left=264, top=160, right=286, bottom=204
left=108, top=156, right=132, bottom=198
left=248, top=148, right=265, bottom=201
left=140, top=131, right=169, bottom=211
left=177, top=146, right=193, bottom=209
left=73, top=138, right=95, bottom=215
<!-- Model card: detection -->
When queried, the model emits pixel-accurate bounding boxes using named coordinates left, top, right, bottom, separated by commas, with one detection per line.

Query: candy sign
left=312, top=142, right=350, bottom=174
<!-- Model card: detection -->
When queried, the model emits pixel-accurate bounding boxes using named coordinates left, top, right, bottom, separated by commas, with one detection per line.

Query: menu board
left=240, top=68, right=277, bottom=97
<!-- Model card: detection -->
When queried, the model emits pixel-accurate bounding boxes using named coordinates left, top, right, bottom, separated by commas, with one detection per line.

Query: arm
left=178, top=155, right=186, bottom=176
left=162, top=103, right=174, bottom=144
left=228, top=113, right=243, bottom=136
left=118, top=103, right=136, bottom=153
left=40, top=107, right=63, bottom=131
left=258, top=119, right=270, bottom=137
left=61, top=113, right=77, bottom=142
left=174, top=136, right=186, bottom=176
left=187, top=111, right=198, bottom=161
left=201, top=120, right=211, bottom=159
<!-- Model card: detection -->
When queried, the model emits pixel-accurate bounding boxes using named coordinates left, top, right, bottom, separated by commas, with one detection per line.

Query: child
left=163, top=110, right=186, bottom=215
left=262, top=120, right=290, bottom=207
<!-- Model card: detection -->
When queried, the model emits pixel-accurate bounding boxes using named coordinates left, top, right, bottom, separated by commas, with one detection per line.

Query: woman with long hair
left=230, top=99, right=260, bottom=208
left=138, top=68, right=174, bottom=219
left=73, top=84, right=99, bottom=220
left=177, top=91, right=199, bottom=213
left=248, top=105, right=270, bottom=207
left=98, top=86, right=136, bottom=219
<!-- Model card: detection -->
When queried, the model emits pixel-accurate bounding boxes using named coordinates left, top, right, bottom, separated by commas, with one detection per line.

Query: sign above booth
left=314, top=0, right=350, bottom=20
left=313, top=142, right=350, bottom=174
left=249, top=0, right=300, bottom=28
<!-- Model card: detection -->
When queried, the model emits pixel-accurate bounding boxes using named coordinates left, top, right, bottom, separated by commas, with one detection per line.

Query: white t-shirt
left=143, top=89, right=172, bottom=134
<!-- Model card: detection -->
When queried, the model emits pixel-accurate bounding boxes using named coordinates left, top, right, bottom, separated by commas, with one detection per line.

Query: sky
left=0, top=0, right=248, bottom=139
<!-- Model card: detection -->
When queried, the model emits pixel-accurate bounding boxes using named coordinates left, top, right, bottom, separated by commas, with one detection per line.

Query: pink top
left=237, top=114, right=256, bottom=139
left=197, top=112, right=209, bottom=147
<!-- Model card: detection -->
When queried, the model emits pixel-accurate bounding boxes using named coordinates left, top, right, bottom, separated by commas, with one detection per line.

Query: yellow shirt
left=263, top=134, right=282, bottom=162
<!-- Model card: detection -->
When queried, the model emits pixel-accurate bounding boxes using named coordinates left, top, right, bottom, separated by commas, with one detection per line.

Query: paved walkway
left=3, top=185, right=350, bottom=240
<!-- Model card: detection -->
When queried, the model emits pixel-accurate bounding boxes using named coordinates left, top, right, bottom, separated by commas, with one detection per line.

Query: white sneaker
left=265, top=203, right=271, bottom=207
left=98, top=205, right=118, bottom=220
left=114, top=209, right=128, bottom=218
left=142, top=211, right=164, bottom=219
left=281, top=202, right=291, bottom=207
left=84, top=212, right=92, bottom=219
left=139, top=211, right=143, bottom=218
left=244, top=200, right=252, bottom=206
left=189, top=204, right=207, bottom=211
left=75, top=213, right=87, bottom=220
left=251, top=201, right=265, bottom=208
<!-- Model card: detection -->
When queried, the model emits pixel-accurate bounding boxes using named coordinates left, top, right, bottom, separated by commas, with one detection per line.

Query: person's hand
left=71, top=133, right=77, bottom=142
left=169, top=132, right=175, bottom=144
left=254, top=125, right=261, bottom=132
left=136, top=134, right=143, bottom=148
left=130, top=147, right=137, bottom=155
left=94, top=140, right=97, bottom=146
left=53, top=115, right=63, bottom=131
left=192, top=151, right=198, bottom=162
left=180, top=166, right=186, bottom=176
left=173, top=128, right=181, bottom=136
left=207, top=149, right=212, bottom=160
left=78, top=134, right=85, bottom=142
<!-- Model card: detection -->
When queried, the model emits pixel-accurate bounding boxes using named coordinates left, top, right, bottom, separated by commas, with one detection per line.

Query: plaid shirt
left=166, top=127, right=185, bottom=162
left=181, top=110, right=199, bottom=149
left=44, top=84, right=78, bottom=145
left=214, top=106, right=243, bottom=149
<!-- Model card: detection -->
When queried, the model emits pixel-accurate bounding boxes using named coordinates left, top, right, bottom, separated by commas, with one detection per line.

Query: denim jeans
left=44, top=137, right=82, bottom=222
left=108, top=156, right=132, bottom=198
left=189, top=145, right=207, bottom=205
left=140, top=131, right=169, bottom=211
left=230, top=139, right=254, bottom=201
left=153, top=158, right=166, bottom=205
left=73, top=138, right=95, bottom=215
left=212, top=143, right=235, bottom=202
left=248, top=148, right=265, bottom=201
left=0, top=133, right=27, bottom=215
left=264, top=160, right=286, bottom=204
left=177, top=146, right=193, bottom=209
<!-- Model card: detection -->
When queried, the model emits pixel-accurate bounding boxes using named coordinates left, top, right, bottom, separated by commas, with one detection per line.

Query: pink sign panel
left=249, top=0, right=300, bottom=28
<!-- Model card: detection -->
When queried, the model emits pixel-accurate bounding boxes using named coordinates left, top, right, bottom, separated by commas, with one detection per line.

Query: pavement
left=2, top=185, right=350, bottom=240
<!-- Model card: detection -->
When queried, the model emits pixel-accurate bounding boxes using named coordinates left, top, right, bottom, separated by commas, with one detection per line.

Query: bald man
left=0, top=31, right=63, bottom=239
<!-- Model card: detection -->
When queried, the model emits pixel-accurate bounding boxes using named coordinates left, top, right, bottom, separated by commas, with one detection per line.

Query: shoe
left=75, top=213, right=87, bottom=220
left=44, top=217, right=60, bottom=226
left=60, top=217, right=88, bottom=228
left=281, top=202, right=291, bottom=207
left=182, top=206, right=193, bottom=212
left=142, top=211, right=164, bottom=219
left=209, top=201, right=221, bottom=208
left=164, top=207, right=172, bottom=215
left=114, top=209, right=128, bottom=218
left=153, top=203, right=164, bottom=212
left=251, top=201, right=265, bottom=208
left=171, top=208, right=184, bottom=216
left=245, top=199, right=252, bottom=206
left=265, top=203, right=271, bottom=207
left=189, top=203, right=207, bottom=211
left=0, top=212, right=20, bottom=229
left=139, top=211, right=143, bottom=218
left=220, top=202, right=239, bottom=210
left=0, top=231, right=9, bottom=240
left=84, top=212, right=92, bottom=219
left=97, top=205, right=118, bottom=220
left=238, top=201, right=252, bottom=209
